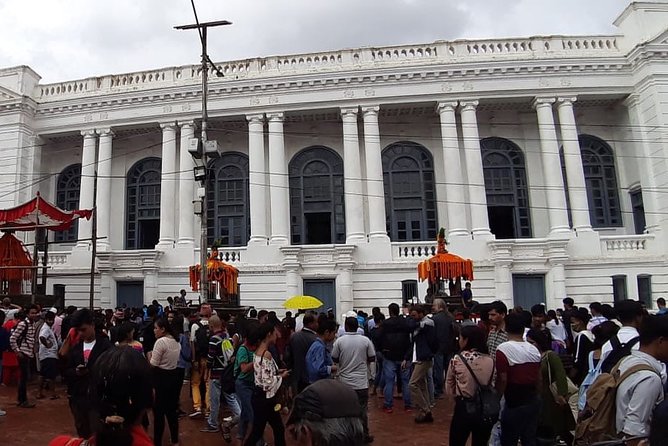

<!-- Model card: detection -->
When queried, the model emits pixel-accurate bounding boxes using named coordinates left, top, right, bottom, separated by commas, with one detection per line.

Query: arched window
left=55, top=164, right=81, bottom=243
left=126, top=157, right=161, bottom=250
left=382, top=142, right=437, bottom=241
left=579, top=135, right=622, bottom=227
left=207, top=152, right=250, bottom=247
left=289, top=146, right=345, bottom=245
left=481, top=137, right=531, bottom=239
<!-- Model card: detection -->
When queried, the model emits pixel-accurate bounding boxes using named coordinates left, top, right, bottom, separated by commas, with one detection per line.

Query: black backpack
left=193, top=321, right=211, bottom=359
left=456, top=353, right=500, bottom=425
left=600, top=335, right=639, bottom=374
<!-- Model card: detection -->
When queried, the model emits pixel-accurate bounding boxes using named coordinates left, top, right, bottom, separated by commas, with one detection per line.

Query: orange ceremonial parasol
left=418, top=228, right=474, bottom=284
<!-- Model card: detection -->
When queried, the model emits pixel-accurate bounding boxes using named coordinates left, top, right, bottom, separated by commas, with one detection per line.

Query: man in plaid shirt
left=486, top=301, right=509, bottom=360
left=9, top=304, right=40, bottom=408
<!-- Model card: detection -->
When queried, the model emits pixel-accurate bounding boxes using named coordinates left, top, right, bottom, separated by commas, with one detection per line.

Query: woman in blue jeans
left=234, top=320, right=260, bottom=443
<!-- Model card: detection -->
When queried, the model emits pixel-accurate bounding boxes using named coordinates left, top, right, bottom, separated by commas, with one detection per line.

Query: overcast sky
left=0, top=0, right=630, bottom=83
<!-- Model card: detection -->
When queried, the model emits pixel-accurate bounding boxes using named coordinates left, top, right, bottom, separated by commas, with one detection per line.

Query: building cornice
left=29, top=59, right=635, bottom=134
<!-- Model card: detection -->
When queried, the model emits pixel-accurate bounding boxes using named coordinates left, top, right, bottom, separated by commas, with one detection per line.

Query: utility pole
left=175, top=19, right=231, bottom=302
left=89, top=171, right=98, bottom=310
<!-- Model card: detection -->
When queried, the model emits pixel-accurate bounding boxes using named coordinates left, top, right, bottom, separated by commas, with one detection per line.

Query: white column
left=96, top=129, right=113, bottom=251
left=459, top=100, right=491, bottom=236
left=534, top=98, right=570, bottom=235
left=341, top=107, right=366, bottom=244
left=177, top=121, right=196, bottom=246
left=157, top=122, right=177, bottom=248
left=247, top=114, right=268, bottom=245
left=624, top=95, right=661, bottom=233
left=268, top=113, right=290, bottom=245
left=557, top=97, right=592, bottom=232
left=77, top=130, right=97, bottom=248
left=437, top=102, right=468, bottom=237
left=362, top=106, right=389, bottom=241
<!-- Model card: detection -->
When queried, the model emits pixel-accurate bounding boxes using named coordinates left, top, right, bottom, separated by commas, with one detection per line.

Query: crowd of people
left=0, top=293, right=667, bottom=446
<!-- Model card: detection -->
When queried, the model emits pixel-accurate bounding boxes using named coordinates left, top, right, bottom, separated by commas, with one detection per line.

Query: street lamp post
left=176, top=19, right=232, bottom=302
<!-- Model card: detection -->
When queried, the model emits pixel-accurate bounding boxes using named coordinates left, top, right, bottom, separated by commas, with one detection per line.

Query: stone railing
left=34, top=34, right=622, bottom=102
left=37, top=251, right=71, bottom=268
left=600, top=234, right=653, bottom=254
left=194, top=247, right=246, bottom=264
left=392, top=242, right=437, bottom=261
left=217, top=247, right=245, bottom=264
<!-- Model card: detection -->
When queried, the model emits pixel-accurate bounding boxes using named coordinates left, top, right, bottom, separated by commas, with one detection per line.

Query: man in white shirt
left=600, top=300, right=643, bottom=371
left=587, top=302, right=608, bottom=331
left=38, top=311, right=59, bottom=400
left=332, top=316, right=376, bottom=444
left=615, top=315, right=668, bottom=444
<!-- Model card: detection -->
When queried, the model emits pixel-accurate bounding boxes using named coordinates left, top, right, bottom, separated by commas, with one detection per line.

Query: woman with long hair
left=243, top=322, right=289, bottom=446
left=526, top=328, right=575, bottom=446
left=151, top=316, right=182, bottom=446
left=446, top=325, right=495, bottom=446
left=49, top=346, right=154, bottom=446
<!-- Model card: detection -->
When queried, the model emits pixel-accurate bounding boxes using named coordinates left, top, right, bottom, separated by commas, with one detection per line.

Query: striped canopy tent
left=0, top=192, right=92, bottom=231
left=0, top=193, right=92, bottom=297
left=418, top=228, right=474, bottom=284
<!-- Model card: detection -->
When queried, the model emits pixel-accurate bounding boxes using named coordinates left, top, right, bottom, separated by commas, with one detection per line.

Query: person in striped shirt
left=9, top=304, right=40, bottom=408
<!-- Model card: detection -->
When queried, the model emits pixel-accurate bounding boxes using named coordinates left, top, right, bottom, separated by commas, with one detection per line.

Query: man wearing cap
left=287, top=379, right=365, bottom=445
left=331, top=316, right=376, bottom=443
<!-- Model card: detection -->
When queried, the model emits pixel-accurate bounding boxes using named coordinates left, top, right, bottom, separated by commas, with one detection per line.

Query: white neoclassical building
left=1, top=1, right=668, bottom=314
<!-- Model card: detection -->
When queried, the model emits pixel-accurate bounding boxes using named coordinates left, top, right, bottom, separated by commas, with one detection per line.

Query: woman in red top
left=49, top=346, right=153, bottom=446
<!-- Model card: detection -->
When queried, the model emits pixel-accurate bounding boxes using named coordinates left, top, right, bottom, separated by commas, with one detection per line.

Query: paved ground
left=0, top=381, right=453, bottom=445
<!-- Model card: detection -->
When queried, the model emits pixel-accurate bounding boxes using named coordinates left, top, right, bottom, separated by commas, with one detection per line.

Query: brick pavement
left=0, top=381, right=453, bottom=445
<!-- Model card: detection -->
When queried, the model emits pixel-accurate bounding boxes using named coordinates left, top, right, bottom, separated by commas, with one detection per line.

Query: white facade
left=2, top=1, right=668, bottom=313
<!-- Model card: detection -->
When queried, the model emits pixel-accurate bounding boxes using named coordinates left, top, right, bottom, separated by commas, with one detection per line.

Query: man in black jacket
left=431, top=298, right=454, bottom=399
left=406, top=305, right=437, bottom=423
left=64, top=309, right=113, bottom=438
left=286, top=313, right=318, bottom=392
left=378, top=303, right=412, bottom=413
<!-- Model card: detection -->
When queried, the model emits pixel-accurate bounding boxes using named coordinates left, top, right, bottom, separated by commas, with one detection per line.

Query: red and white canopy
left=0, top=193, right=92, bottom=231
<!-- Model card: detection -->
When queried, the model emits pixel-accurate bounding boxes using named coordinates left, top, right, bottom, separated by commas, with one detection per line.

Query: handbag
left=544, top=352, right=578, bottom=400
left=456, top=353, right=500, bottom=424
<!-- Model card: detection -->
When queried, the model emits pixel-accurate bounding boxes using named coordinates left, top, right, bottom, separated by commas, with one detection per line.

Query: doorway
left=138, top=219, right=160, bottom=249
left=305, top=212, right=332, bottom=244
left=303, top=279, right=336, bottom=316
left=512, top=274, right=545, bottom=309
left=117, top=281, right=144, bottom=309
left=488, top=206, right=516, bottom=239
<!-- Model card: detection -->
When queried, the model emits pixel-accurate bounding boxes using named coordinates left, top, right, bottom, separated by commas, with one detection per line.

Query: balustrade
left=601, top=235, right=652, bottom=253
left=392, top=242, right=437, bottom=260
left=34, top=34, right=621, bottom=102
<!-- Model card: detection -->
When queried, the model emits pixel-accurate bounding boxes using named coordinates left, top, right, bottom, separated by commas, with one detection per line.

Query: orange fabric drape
left=189, top=260, right=239, bottom=295
left=417, top=252, right=474, bottom=284
left=0, top=233, right=33, bottom=282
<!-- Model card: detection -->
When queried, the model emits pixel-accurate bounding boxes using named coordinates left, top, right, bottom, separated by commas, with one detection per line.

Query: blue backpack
left=578, top=351, right=603, bottom=411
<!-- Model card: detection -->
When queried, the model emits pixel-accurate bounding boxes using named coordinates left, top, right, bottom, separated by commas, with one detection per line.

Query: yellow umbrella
left=283, top=295, right=324, bottom=310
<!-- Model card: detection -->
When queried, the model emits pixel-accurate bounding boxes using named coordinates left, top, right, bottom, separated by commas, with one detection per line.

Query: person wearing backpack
left=201, top=315, right=241, bottom=435
left=577, top=321, right=619, bottom=412
left=575, top=315, right=667, bottom=446
left=446, top=325, right=497, bottom=446
left=599, top=299, right=644, bottom=373
left=527, top=328, right=576, bottom=445
left=9, top=304, right=40, bottom=408
left=189, top=303, right=212, bottom=418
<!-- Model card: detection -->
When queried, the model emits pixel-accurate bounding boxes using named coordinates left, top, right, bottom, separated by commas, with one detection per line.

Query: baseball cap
left=286, top=380, right=361, bottom=425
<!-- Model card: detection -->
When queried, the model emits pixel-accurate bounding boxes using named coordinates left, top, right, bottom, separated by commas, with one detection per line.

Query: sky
left=0, top=0, right=631, bottom=83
